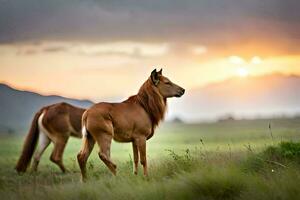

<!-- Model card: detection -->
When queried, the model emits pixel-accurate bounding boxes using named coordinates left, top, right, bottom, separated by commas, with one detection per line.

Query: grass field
left=0, top=118, right=300, bottom=200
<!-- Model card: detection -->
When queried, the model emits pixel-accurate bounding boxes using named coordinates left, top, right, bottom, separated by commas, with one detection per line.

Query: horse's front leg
left=132, top=141, right=139, bottom=175
left=136, top=137, right=147, bottom=176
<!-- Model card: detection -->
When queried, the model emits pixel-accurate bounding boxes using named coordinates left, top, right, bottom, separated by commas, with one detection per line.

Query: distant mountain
left=0, top=83, right=93, bottom=133
left=169, top=74, right=300, bottom=121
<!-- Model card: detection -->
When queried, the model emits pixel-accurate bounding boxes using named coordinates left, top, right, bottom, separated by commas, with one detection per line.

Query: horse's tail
left=15, top=108, right=45, bottom=173
left=79, top=111, right=91, bottom=151
left=77, top=110, right=94, bottom=181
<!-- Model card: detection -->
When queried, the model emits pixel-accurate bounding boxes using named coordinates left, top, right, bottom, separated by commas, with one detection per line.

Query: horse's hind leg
left=96, top=134, right=117, bottom=175
left=50, top=138, right=68, bottom=173
left=77, top=134, right=95, bottom=181
left=32, top=131, right=51, bottom=172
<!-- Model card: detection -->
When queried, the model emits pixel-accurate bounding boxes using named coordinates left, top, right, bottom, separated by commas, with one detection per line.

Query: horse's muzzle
left=175, top=88, right=185, bottom=97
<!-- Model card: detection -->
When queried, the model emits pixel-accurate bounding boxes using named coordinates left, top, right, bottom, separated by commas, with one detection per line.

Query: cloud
left=68, top=42, right=169, bottom=57
left=9, top=41, right=169, bottom=57
left=14, top=42, right=71, bottom=55
left=192, top=46, right=207, bottom=55
left=43, top=46, right=69, bottom=53
left=0, top=0, right=299, bottom=56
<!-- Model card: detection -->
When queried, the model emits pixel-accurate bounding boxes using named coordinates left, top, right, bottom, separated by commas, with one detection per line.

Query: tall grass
left=1, top=118, right=300, bottom=199
left=1, top=141, right=300, bottom=200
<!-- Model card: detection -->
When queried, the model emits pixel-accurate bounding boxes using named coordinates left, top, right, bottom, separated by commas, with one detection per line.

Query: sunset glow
left=237, top=68, right=249, bottom=77
left=0, top=43, right=300, bottom=101
left=251, top=56, right=262, bottom=65
left=229, top=56, right=245, bottom=65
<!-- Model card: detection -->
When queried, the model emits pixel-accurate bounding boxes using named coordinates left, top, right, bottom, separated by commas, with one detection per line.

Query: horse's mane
left=125, top=78, right=167, bottom=130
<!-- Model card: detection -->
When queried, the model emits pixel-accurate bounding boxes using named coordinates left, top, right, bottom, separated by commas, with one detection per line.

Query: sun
left=237, top=67, right=249, bottom=77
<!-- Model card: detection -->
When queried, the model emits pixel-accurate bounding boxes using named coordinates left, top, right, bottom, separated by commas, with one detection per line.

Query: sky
left=0, top=0, right=300, bottom=102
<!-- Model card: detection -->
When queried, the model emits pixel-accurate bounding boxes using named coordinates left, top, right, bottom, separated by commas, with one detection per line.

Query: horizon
left=1, top=71, right=299, bottom=102
left=2, top=72, right=300, bottom=122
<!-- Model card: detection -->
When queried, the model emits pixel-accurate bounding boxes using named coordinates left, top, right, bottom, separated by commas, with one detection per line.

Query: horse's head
left=151, top=69, right=185, bottom=98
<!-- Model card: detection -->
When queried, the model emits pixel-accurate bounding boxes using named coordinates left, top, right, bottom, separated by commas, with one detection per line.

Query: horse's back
left=85, top=101, right=152, bottom=141
left=42, top=102, right=84, bottom=137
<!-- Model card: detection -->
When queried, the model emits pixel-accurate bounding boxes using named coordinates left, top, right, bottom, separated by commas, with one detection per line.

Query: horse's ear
left=158, top=68, right=162, bottom=75
left=151, top=69, right=160, bottom=86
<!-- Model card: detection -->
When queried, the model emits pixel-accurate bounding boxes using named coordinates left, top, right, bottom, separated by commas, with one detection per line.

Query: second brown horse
left=77, top=69, right=185, bottom=181
left=16, top=102, right=85, bottom=173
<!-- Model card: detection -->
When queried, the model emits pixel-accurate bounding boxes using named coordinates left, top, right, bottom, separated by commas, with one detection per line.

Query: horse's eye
left=165, top=82, right=171, bottom=85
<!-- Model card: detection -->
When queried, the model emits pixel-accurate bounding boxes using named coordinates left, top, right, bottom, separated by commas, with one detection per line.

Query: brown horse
left=77, top=69, right=185, bottom=180
left=15, top=102, right=85, bottom=173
